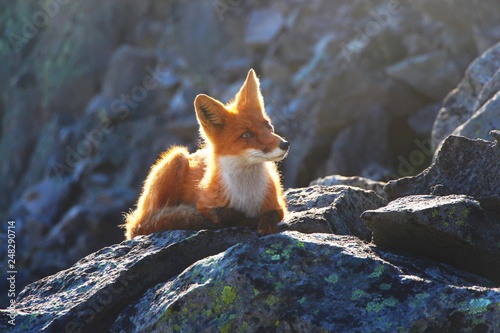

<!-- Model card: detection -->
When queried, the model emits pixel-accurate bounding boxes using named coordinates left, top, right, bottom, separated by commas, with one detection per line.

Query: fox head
left=194, top=69, right=289, bottom=164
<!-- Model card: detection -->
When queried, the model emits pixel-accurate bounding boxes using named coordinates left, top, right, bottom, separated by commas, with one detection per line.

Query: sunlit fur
left=125, top=69, right=289, bottom=239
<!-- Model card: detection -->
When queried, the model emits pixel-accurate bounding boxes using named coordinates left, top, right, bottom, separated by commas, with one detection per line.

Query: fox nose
left=279, top=140, right=290, bottom=151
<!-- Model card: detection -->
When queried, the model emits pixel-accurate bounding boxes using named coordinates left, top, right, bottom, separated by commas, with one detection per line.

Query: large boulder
left=282, top=185, right=387, bottom=240
left=452, top=91, right=500, bottom=142
left=362, top=194, right=500, bottom=284
left=432, top=42, right=500, bottom=147
left=3, top=229, right=500, bottom=332
left=1, top=228, right=257, bottom=332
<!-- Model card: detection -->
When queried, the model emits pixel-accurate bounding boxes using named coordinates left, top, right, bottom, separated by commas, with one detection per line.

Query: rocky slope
left=0, top=0, right=499, bottom=325
left=2, top=130, right=500, bottom=332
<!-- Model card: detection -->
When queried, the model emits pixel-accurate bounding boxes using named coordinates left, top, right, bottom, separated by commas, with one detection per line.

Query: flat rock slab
left=362, top=194, right=500, bottom=283
left=282, top=185, right=387, bottom=240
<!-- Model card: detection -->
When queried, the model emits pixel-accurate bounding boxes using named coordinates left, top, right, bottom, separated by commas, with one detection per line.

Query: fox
left=124, top=69, right=289, bottom=239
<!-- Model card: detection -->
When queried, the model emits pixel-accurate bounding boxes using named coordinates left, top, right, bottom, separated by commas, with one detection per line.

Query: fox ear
left=194, top=94, right=226, bottom=132
left=235, top=69, right=264, bottom=110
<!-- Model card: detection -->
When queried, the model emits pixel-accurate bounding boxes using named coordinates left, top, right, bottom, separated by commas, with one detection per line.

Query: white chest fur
left=217, top=156, right=270, bottom=218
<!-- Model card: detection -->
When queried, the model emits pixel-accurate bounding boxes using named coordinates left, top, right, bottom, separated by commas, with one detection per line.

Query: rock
left=133, top=19, right=166, bottom=48
left=10, top=177, right=77, bottom=226
left=452, top=91, right=500, bottom=142
left=386, top=51, right=461, bottom=101
left=385, top=134, right=500, bottom=208
left=322, top=107, right=393, bottom=180
left=99, top=45, right=158, bottom=120
left=0, top=86, right=42, bottom=215
left=3, top=228, right=257, bottom=333
left=5, top=231, right=500, bottom=332
left=245, top=9, right=284, bottom=46
left=474, top=67, right=500, bottom=110
left=282, top=185, right=387, bottom=240
left=4, top=0, right=500, bottom=312
left=310, top=174, right=387, bottom=199
left=407, top=103, right=440, bottom=136
left=362, top=195, right=500, bottom=284
left=102, top=45, right=157, bottom=98
left=0, top=1, right=149, bottom=214
left=432, top=42, right=500, bottom=147
left=171, top=0, right=247, bottom=75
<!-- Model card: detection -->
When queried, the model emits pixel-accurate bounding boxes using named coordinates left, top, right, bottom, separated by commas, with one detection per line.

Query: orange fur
left=124, top=69, right=289, bottom=239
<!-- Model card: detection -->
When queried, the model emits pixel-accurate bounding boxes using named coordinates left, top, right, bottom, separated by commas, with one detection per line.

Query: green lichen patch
left=325, top=274, right=339, bottom=284
left=462, top=298, right=491, bottom=315
left=369, top=264, right=385, bottom=278
left=221, top=286, right=237, bottom=305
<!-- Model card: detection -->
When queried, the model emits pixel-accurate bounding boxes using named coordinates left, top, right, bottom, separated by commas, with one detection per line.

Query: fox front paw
left=257, top=210, right=281, bottom=236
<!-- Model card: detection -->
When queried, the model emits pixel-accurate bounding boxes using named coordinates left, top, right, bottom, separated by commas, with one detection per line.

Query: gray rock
left=386, top=51, right=461, bottom=101
left=10, top=177, right=77, bottom=226
left=474, top=67, right=500, bottom=111
left=322, top=107, right=393, bottom=180
left=432, top=42, right=500, bottom=146
left=245, top=9, right=284, bottom=46
left=452, top=91, right=500, bottom=142
left=310, top=174, right=387, bottom=199
left=362, top=194, right=500, bottom=284
left=171, top=0, right=247, bottom=75
left=111, top=232, right=500, bottom=332
left=3, top=228, right=257, bottom=333
left=407, top=103, right=440, bottom=136
left=385, top=134, right=500, bottom=208
left=100, top=45, right=158, bottom=120
left=4, top=230, right=499, bottom=332
left=282, top=185, right=387, bottom=240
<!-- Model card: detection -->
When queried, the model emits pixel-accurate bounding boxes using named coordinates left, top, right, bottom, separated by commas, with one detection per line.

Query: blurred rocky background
left=0, top=0, right=499, bottom=308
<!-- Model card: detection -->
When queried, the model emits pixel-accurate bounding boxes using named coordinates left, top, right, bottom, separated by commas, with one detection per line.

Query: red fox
left=124, top=69, right=289, bottom=239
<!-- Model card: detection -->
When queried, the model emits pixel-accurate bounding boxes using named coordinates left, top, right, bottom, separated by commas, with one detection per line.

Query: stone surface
left=323, top=107, right=393, bottom=181
left=282, top=185, right=387, bottom=241
left=2, top=0, right=500, bottom=310
left=4, top=230, right=500, bottom=332
left=362, top=195, right=500, bottom=284
left=432, top=42, right=500, bottom=147
left=386, top=51, right=461, bottom=100
left=1, top=228, right=257, bottom=332
left=245, top=9, right=284, bottom=46
left=452, top=91, right=500, bottom=142
left=385, top=134, right=500, bottom=207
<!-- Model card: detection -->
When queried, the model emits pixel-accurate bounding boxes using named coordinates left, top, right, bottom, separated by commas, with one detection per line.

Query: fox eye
left=241, top=131, right=254, bottom=139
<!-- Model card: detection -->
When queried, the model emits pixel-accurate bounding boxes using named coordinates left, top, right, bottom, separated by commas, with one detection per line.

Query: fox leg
left=199, top=206, right=280, bottom=234
left=207, top=207, right=260, bottom=229
left=257, top=210, right=284, bottom=236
